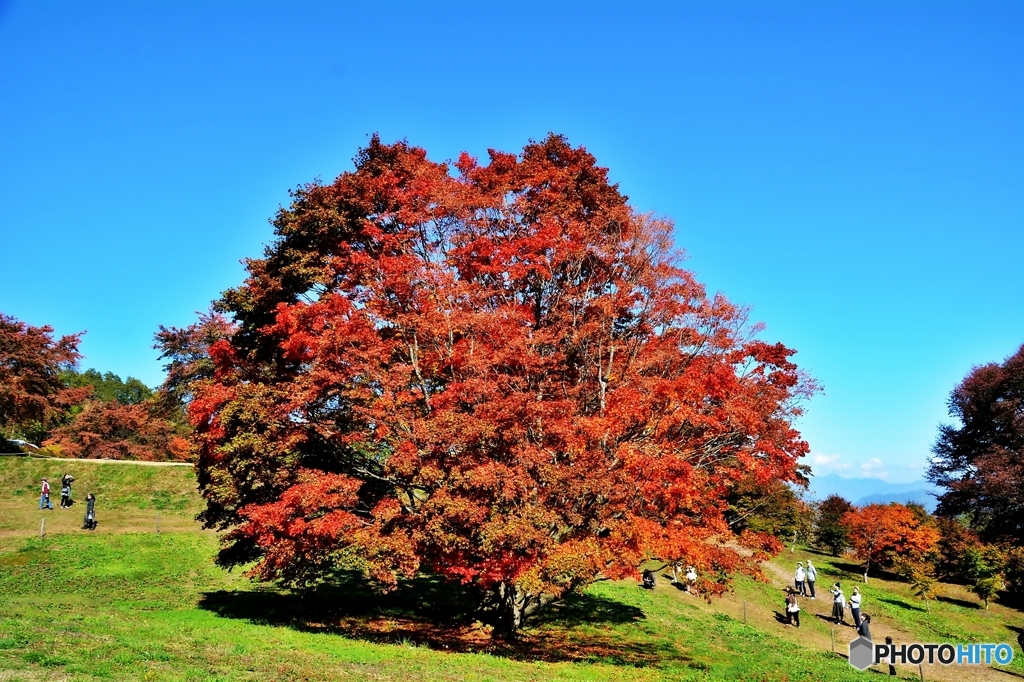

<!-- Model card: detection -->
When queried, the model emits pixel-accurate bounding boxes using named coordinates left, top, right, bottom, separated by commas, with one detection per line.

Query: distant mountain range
left=806, top=474, right=939, bottom=512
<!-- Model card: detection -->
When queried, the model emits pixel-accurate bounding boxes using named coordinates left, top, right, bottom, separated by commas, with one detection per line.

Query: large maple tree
left=173, top=135, right=815, bottom=638
left=928, top=343, right=1024, bottom=545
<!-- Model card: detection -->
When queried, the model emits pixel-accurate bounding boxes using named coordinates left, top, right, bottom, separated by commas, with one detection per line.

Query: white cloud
left=859, top=457, right=890, bottom=480
left=810, top=452, right=852, bottom=476
left=809, top=452, right=889, bottom=480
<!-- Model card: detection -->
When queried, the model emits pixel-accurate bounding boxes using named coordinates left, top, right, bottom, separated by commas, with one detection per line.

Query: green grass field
left=1, top=457, right=1021, bottom=681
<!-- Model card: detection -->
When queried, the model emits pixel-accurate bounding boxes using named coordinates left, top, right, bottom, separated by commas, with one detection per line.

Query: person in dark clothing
left=885, top=636, right=896, bottom=675
left=641, top=569, right=655, bottom=589
left=785, top=589, right=801, bottom=627
left=856, top=613, right=872, bottom=641
left=82, top=493, right=97, bottom=530
left=830, top=582, right=846, bottom=625
left=60, top=473, right=74, bottom=508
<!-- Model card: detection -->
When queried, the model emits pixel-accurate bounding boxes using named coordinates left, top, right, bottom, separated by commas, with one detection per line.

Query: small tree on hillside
left=843, top=503, right=939, bottom=580
left=896, top=560, right=938, bottom=611
left=962, top=545, right=1004, bottom=610
left=971, top=576, right=1001, bottom=610
left=813, top=494, right=854, bottom=556
left=1002, top=546, right=1024, bottom=606
left=934, top=516, right=985, bottom=583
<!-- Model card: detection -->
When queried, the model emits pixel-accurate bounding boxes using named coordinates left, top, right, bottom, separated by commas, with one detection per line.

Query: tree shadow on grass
left=878, top=596, right=926, bottom=612
left=935, top=594, right=980, bottom=609
left=823, top=561, right=904, bottom=585
left=815, top=613, right=850, bottom=627
left=199, top=572, right=678, bottom=666
left=821, top=561, right=864, bottom=580
left=993, top=669, right=1024, bottom=679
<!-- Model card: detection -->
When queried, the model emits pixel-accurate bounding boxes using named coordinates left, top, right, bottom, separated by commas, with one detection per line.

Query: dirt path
left=686, top=558, right=1015, bottom=682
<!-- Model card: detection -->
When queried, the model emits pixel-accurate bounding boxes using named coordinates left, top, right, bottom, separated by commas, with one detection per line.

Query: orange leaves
left=182, top=134, right=815, bottom=620
left=44, top=399, right=188, bottom=461
left=843, top=503, right=940, bottom=571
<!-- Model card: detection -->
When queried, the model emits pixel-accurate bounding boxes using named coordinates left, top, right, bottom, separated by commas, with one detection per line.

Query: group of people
left=783, top=560, right=816, bottom=627
left=674, top=564, right=698, bottom=592
left=640, top=564, right=698, bottom=592
left=828, top=581, right=869, bottom=633
left=38, top=474, right=97, bottom=530
left=793, top=560, right=817, bottom=598
left=785, top=564, right=873, bottom=643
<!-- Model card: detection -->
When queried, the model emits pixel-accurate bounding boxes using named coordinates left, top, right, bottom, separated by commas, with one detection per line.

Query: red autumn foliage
left=154, top=311, right=236, bottom=411
left=44, top=400, right=191, bottom=461
left=842, top=503, right=939, bottom=578
left=0, top=312, right=89, bottom=437
left=175, top=134, right=816, bottom=637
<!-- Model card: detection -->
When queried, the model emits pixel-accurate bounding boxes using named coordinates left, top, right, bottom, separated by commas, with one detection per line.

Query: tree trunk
left=492, top=582, right=525, bottom=641
left=482, top=582, right=557, bottom=641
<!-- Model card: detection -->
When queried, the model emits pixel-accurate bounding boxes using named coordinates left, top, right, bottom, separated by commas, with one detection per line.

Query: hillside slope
left=1, top=459, right=1021, bottom=681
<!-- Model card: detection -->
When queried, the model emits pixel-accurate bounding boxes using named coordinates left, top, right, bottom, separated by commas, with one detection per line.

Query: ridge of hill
left=808, top=474, right=939, bottom=511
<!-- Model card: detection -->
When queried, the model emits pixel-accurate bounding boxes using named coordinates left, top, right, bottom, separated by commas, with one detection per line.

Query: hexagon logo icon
left=848, top=636, right=874, bottom=670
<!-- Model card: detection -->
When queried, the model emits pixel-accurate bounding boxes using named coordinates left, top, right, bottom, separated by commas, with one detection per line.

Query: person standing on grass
left=785, top=588, right=801, bottom=627
left=685, top=565, right=698, bottom=593
left=805, top=560, right=817, bottom=599
left=830, top=582, right=846, bottom=625
left=885, top=636, right=896, bottom=675
left=856, top=613, right=872, bottom=641
left=39, top=478, right=53, bottom=510
left=82, top=493, right=96, bottom=530
left=850, top=587, right=863, bottom=627
left=60, top=472, right=74, bottom=508
left=795, top=561, right=806, bottom=596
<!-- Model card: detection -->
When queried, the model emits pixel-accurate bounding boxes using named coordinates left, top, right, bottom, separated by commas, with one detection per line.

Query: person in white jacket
left=806, top=559, right=817, bottom=599
left=795, top=562, right=806, bottom=596
left=850, top=587, right=863, bottom=627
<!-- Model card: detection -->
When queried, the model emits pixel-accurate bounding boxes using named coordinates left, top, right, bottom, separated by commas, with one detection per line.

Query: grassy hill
left=1, top=457, right=1021, bottom=681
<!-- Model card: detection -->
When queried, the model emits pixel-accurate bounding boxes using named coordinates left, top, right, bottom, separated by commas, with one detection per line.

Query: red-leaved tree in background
left=843, top=503, right=939, bottom=579
left=44, top=400, right=190, bottom=461
left=0, top=313, right=89, bottom=442
left=167, top=135, right=816, bottom=638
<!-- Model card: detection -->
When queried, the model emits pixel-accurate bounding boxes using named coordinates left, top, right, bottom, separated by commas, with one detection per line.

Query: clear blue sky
left=2, top=1, right=1021, bottom=485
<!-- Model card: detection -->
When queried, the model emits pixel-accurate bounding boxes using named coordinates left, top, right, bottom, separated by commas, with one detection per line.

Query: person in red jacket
left=39, top=478, right=53, bottom=510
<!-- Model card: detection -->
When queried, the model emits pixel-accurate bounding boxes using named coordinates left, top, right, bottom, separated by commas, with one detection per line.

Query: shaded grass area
left=0, top=530, right=876, bottom=681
